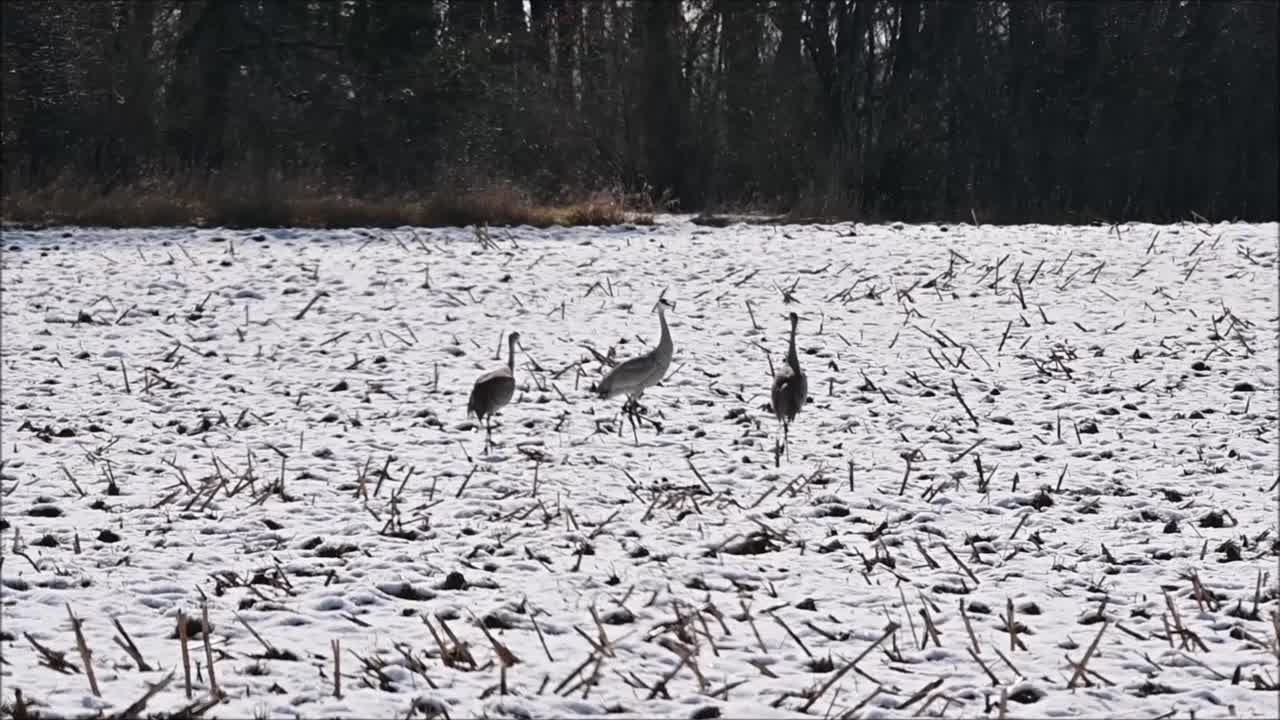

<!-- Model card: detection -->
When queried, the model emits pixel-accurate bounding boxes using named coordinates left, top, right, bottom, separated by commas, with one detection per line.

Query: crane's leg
left=634, top=390, right=653, bottom=442
left=616, top=399, right=628, bottom=437
left=623, top=395, right=640, bottom=444
left=783, top=420, right=791, bottom=463
left=774, top=419, right=783, bottom=468
left=483, top=415, right=494, bottom=454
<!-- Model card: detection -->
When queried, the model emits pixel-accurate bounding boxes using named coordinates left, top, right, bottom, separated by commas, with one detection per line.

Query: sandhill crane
left=468, top=331, right=520, bottom=452
left=771, top=312, right=807, bottom=465
left=597, top=298, right=674, bottom=441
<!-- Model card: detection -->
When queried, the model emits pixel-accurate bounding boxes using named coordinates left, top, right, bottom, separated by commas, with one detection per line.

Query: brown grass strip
left=2, top=184, right=652, bottom=229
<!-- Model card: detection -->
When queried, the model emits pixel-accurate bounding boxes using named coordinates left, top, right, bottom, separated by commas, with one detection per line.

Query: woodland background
left=2, top=0, right=1276, bottom=224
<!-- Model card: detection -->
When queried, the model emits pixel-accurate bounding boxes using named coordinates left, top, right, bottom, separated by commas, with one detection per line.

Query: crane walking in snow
left=468, top=331, right=521, bottom=453
left=771, top=312, right=808, bottom=465
left=596, top=298, right=674, bottom=442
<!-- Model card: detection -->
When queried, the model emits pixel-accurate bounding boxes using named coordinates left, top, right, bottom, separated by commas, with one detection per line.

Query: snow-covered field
left=1, top=219, right=1277, bottom=719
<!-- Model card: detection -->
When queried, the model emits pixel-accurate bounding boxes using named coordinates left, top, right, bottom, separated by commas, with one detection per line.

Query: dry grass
left=1, top=180, right=652, bottom=229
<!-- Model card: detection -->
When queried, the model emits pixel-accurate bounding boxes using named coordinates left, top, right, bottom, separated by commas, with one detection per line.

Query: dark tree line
left=3, top=0, right=1276, bottom=221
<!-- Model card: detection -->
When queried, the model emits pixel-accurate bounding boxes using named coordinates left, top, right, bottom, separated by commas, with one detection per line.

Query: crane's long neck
left=786, top=319, right=800, bottom=371
left=507, top=335, right=517, bottom=372
left=656, top=308, right=672, bottom=359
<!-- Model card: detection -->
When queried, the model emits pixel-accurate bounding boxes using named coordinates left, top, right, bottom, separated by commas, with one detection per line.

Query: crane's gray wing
left=469, top=368, right=514, bottom=417
left=474, top=367, right=513, bottom=386
left=771, top=366, right=806, bottom=421
left=597, top=353, right=657, bottom=398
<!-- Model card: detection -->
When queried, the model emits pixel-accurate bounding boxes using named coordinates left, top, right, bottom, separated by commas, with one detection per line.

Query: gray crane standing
left=771, top=312, right=807, bottom=465
left=596, top=298, right=674, bottom=442
left=467, top=331, right=520, bottom=452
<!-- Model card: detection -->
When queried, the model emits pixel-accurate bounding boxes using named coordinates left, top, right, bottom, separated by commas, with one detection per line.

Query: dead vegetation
left=1, top=180, right=652, bottom=229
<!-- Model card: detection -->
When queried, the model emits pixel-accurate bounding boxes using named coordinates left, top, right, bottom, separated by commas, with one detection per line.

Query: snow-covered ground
left=1, top=220, right=1277, bottom=719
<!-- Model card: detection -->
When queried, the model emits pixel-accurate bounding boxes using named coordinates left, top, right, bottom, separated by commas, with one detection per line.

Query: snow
left=1, top=220, right=1277, bottom=719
